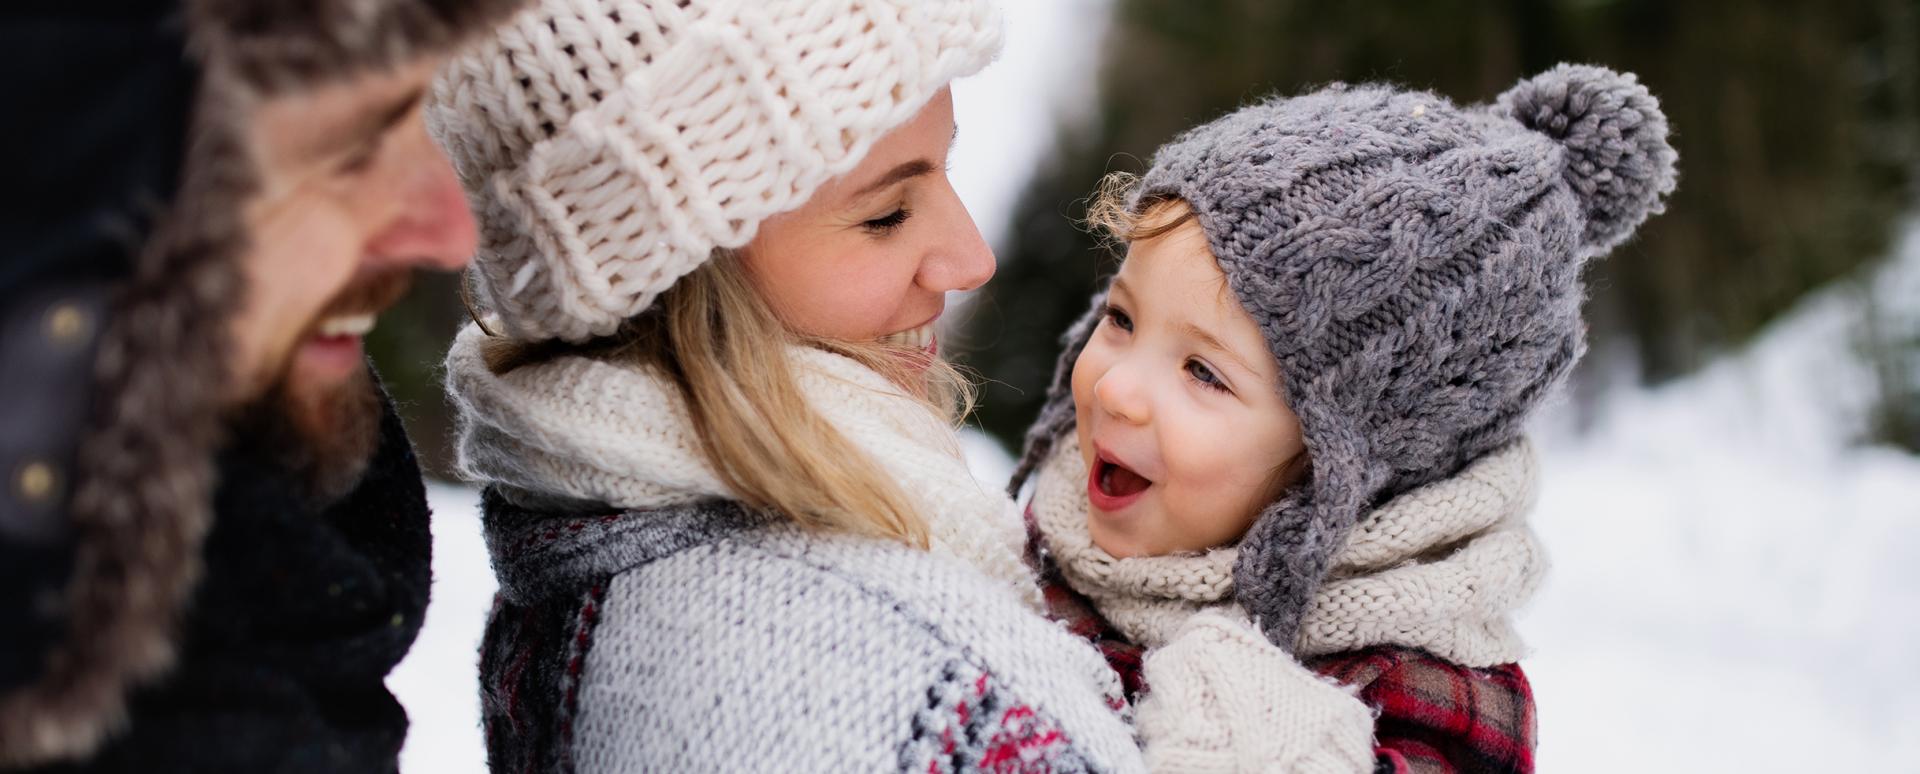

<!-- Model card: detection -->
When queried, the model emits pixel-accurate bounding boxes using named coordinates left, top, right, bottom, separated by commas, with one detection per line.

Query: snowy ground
left=1516, top=219, right=1920, bottom=771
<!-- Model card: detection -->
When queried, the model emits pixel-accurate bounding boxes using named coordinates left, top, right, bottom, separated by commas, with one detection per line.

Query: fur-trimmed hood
left=0, top=0, right=523, bottom=766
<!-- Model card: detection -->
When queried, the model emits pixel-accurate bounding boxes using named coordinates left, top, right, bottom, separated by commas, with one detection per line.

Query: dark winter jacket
left=27, top=395, right=436, bottom=774
left=0, top=1, right=521, bottom=768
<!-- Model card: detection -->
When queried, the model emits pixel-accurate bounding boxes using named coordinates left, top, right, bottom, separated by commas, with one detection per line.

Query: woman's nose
left=916, top=187, right=996, bottom=294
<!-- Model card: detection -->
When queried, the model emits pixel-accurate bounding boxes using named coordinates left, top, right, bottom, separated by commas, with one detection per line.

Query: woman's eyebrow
left=850, top=159, right=938, bottom=199
left=848, top=123, right=960, bottom=200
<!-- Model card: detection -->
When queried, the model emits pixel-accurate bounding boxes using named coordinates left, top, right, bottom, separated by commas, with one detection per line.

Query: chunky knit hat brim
left=1013, top=64, right=1676, bottom=650
left=430, top=0, right=1004, bottom=343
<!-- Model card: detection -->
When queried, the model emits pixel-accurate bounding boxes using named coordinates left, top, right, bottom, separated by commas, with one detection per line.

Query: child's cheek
left=1161, top=410, right=1274, bottom=542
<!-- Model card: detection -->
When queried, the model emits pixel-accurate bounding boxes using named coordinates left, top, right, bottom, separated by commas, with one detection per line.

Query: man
left=0, top=0, right=524, bottom=770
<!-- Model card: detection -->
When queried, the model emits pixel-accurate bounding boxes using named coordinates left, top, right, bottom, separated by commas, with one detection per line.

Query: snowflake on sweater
left=902, top=658, right=1099, bottom=773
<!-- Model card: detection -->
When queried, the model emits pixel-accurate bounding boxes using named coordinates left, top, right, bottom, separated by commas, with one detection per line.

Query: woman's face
left=739, top=89, right=992, bottom=351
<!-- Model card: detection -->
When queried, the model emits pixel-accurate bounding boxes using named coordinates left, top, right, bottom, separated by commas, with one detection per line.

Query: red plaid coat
left=1031, top=532, right=1538, bottom=774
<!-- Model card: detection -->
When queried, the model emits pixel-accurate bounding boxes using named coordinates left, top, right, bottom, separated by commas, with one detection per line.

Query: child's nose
left=1093, top=365, right=1151, bottom=425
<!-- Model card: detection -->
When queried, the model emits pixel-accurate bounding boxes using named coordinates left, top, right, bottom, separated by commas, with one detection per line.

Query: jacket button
left=16, top=461, right=56, bottom=503
left=45, top=304, right=90, bottom=344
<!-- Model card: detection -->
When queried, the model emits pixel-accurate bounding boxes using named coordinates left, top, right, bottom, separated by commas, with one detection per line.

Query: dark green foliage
left=365, top=272, right=468, bottom=478
left=957, top=0, right=1920, bottom=451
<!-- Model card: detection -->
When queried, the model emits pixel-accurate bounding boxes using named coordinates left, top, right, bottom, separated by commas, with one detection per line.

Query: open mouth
left=296, top=312, right=381, bottom=376
left=1087, top=452, right=1153, bottom=511
left=879, top=321, right=938, bottom=354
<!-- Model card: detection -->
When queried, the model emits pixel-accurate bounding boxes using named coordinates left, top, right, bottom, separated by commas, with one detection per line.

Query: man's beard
left=229, top=270, right=411, bottom=503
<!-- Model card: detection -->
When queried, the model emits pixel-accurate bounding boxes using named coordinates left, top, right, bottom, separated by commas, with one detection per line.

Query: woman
left=428, top=1, right=1146, bottom=771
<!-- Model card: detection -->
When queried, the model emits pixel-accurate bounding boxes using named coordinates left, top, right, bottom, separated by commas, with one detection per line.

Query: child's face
left=1071, top=212, right=1306, bottom=558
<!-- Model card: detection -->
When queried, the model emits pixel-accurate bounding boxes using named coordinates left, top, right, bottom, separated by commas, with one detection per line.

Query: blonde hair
left=476, top=250, right=974, bottom=548
left=1085, top=171, right=1198, bottom=247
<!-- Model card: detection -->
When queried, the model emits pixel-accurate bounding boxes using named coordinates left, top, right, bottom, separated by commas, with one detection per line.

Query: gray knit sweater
left=478, top=494, right=1146, bottom=772
left=450, top=327, right=1146, bottom=772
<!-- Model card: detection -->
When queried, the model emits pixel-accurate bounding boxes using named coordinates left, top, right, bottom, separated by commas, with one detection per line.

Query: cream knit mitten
left=1136, top=610, right=1375, bottom=774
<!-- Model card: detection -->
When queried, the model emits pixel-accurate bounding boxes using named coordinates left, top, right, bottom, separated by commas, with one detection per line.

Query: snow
left=1517, top=218, right=1920, bottom=771
left=392, top=484, right=496, bottom=774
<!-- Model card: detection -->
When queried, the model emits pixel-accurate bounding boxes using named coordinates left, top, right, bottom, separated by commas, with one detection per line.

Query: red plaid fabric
left=1308, top=649, right=1535, bottom=774
left=1029, top=520, right=1536, bottom=774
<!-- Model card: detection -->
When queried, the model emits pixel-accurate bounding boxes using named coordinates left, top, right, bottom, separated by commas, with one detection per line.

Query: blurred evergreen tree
left=956, top=0, right=1920, bottom=452
left=366, top=272, right=467, bottom=479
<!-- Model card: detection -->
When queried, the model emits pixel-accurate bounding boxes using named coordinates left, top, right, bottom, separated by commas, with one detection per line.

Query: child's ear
left=1495, top=63, right=1679, bottom=256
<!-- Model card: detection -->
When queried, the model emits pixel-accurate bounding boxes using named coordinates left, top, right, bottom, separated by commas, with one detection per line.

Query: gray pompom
left=1498, top=63, right=1678, bottom=253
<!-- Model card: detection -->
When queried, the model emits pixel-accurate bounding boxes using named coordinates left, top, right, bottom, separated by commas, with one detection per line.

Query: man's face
left=228, top=57, right=477, bottom=498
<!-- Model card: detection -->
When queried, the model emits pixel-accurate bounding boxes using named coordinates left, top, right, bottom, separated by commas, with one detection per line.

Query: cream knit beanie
left=427, top=0, right=1003, bottom=343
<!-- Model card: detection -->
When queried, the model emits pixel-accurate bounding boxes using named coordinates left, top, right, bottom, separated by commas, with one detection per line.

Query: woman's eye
left=1186, top=359, right=1229, bottom=392
left=861, top=208, right=912, bottom=234
left=1102, top=304, right=1133, bottom=333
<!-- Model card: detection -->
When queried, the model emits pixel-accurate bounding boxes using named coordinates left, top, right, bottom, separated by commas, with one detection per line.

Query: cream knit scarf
left=444, top=323, right=1041, bottom=608
left=1030, top=438, right=1546, bottom=667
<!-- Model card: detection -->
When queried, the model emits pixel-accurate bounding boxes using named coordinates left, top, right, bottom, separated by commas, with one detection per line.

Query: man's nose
left=365, top=127, right=478, bottom=272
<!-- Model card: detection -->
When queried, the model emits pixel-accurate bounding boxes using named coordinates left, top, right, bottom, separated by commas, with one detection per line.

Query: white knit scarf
left=1030, top=438, right=1546, bottom=667
left=444, top=323, right=1041, bottom=608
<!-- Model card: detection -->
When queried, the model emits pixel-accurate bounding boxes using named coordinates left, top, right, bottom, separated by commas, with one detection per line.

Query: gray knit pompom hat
left=1011, top=63, right=1677, bottom=650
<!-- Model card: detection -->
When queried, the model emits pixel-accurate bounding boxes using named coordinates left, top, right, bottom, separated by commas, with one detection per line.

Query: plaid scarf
left=1028, top=519, right=1537, bottom=773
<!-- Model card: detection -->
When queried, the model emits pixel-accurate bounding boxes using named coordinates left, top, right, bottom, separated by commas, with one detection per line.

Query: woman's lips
left=1087, top=450, right=1152, bottom=513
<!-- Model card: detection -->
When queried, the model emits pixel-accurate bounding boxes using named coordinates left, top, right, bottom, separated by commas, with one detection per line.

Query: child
left=1012, top=64, right=1677, bottom=772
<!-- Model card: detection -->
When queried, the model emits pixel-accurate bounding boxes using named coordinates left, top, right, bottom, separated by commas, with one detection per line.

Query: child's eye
left=1186, top=359, right=1230, bottom=393
left=1102, top=304, right=1133, bottom=333
left=861, top=208, right=912, bottom=235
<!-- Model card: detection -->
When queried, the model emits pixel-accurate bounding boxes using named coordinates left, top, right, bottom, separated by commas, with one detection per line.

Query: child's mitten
left=1136, top=609, right=1375, bottom=773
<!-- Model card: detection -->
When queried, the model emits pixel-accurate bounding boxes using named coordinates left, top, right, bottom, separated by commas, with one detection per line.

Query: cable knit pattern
left=1303, top=442, right=1546, bottom=666
left=1030, top=438, right=1545, bottom=667
left=446, top=322, right=1041, bottom=608
left=1011, top=65, right=1675, bottom=650
left=1135, top=611, right=1375, bottom=774
left=427, top=0, right=1003, bottom=342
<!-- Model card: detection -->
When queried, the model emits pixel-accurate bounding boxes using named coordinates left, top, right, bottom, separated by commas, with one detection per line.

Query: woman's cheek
left=814, top=252, right=913, bottom=337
